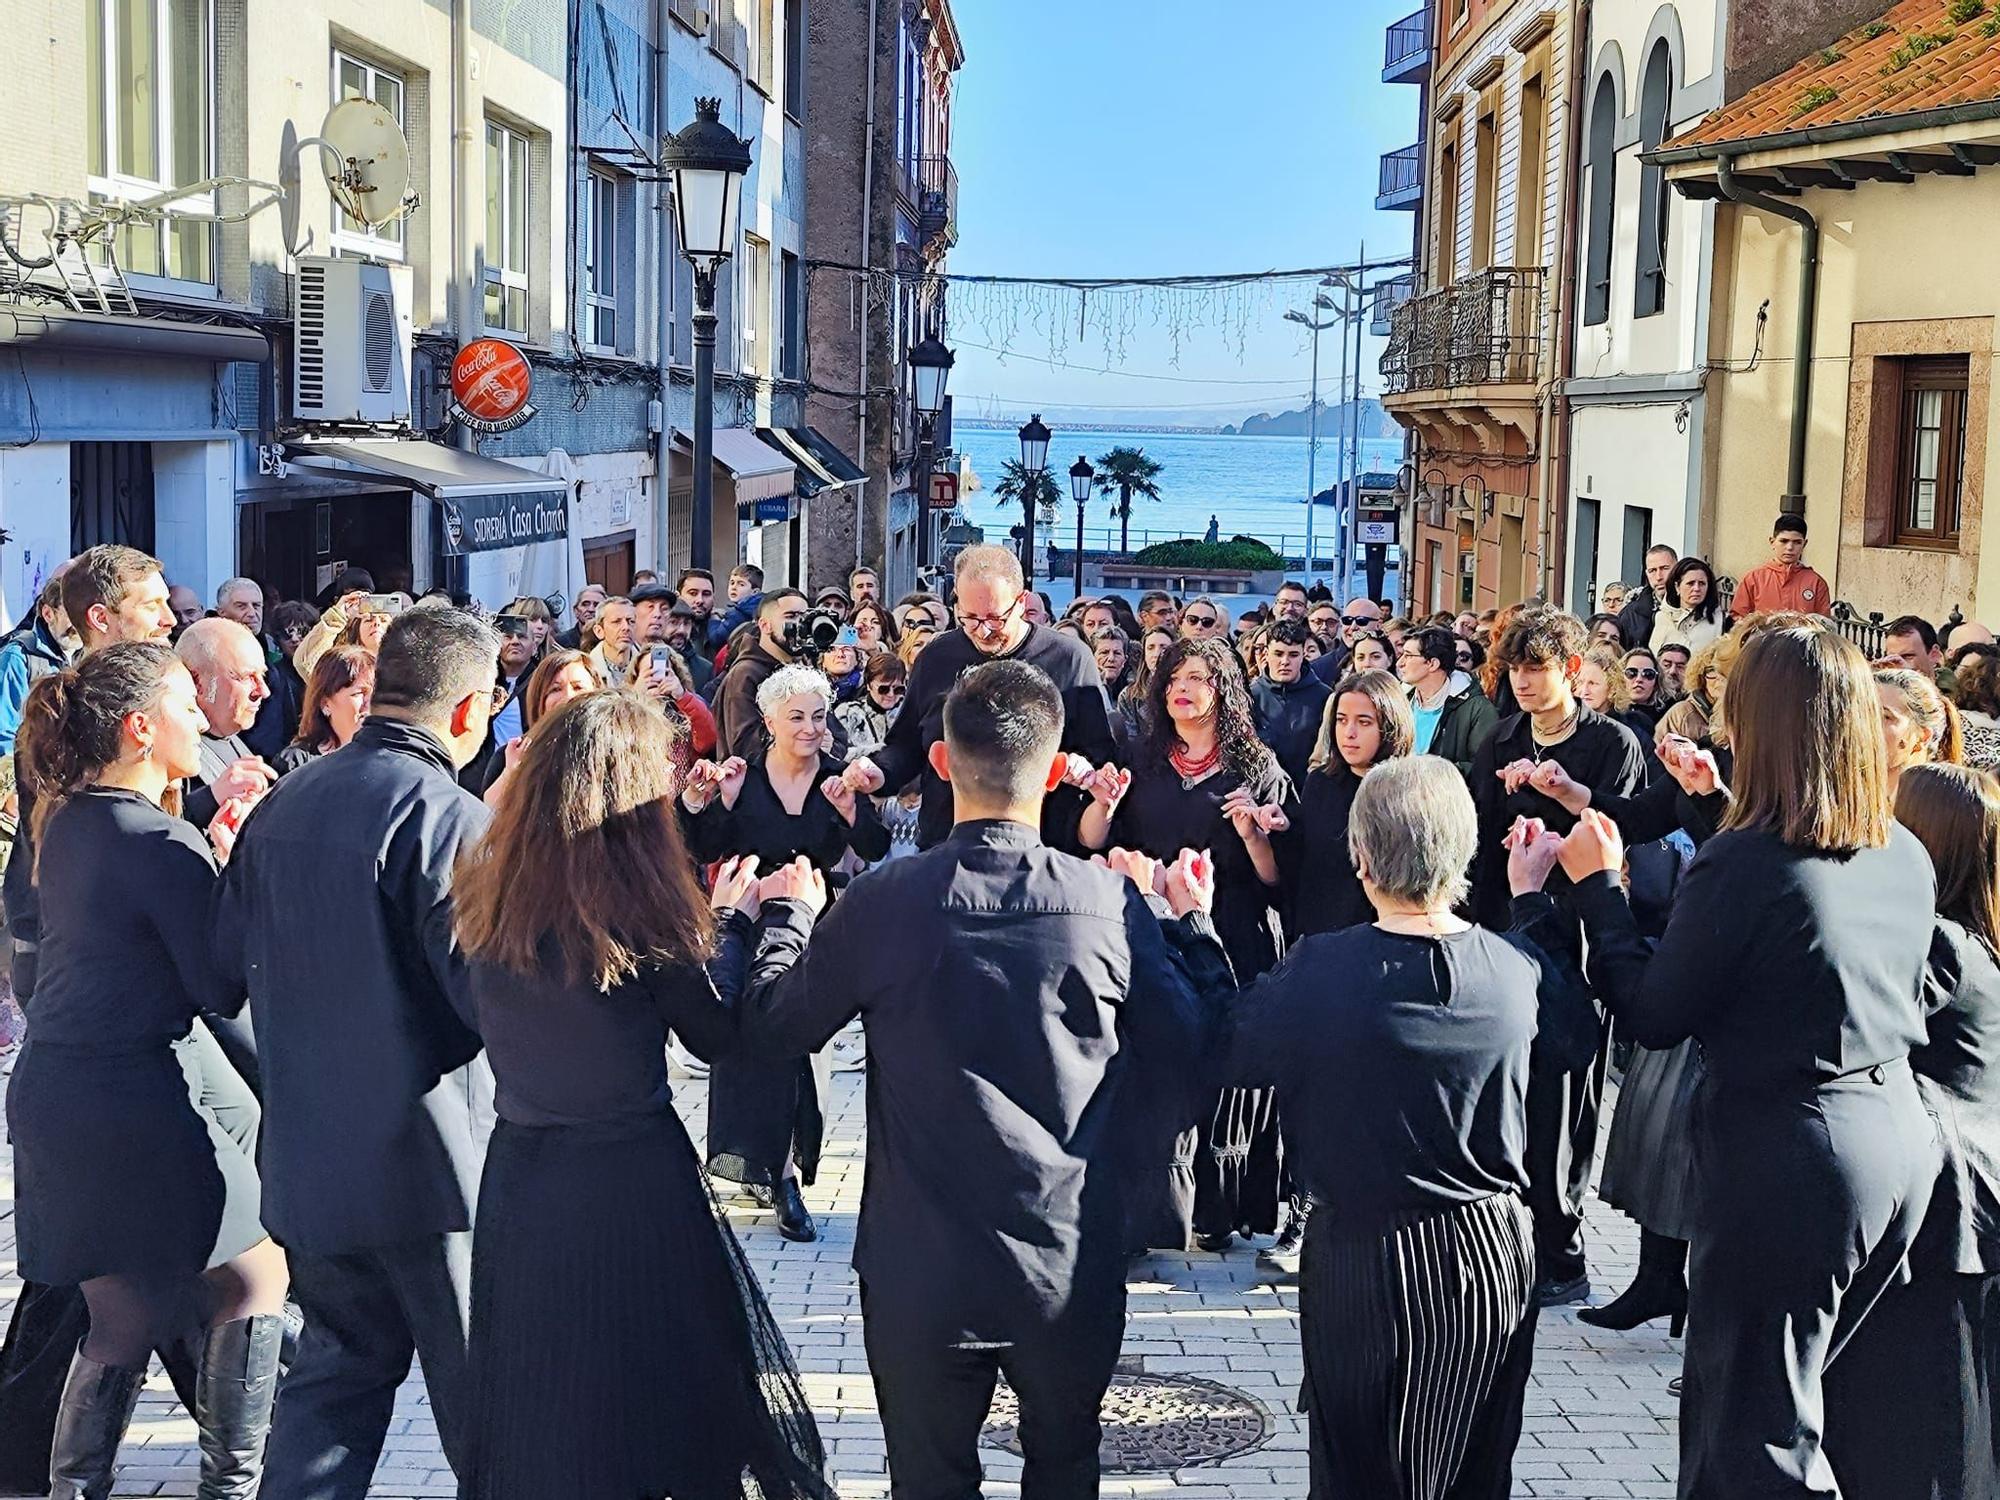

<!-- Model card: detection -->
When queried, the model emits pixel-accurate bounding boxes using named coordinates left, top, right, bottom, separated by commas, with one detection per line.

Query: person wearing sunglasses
left=1178, top=597, right=1231, bottom=643
left=1309, top=596, right=1386, bottom=688
left=835, top=652, right=908, bottom=764
left=1621, top=648, right=1666, bottom=732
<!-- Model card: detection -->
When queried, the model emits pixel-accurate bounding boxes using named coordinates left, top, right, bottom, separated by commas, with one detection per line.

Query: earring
left=140, top=744, right=153, bottom=761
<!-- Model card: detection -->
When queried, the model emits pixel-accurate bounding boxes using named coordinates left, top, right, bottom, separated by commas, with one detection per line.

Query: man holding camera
left=714, top=589, right=811, bottom=759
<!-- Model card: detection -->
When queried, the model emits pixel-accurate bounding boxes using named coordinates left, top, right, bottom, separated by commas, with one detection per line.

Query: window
left=484, top=120, right=530, bottom=335
left=747, top=0, right=776, bottom=93
left=1634, top=41, right=1673, bottom=318
left=583, top=170, right=618, bottom=352
left=784, top=0, right=805, bottom=117
left=742, top=234, right=771, bottom=374
left=667, top=0, right=707, bottom=34
left=331, top=51, right=406, bottom=258
left=1472, top=102, right=1498, bottom=271
left=780, top=250, right=802, bottom=379
left=1435, top=126, right=1460, bottom=284
left=1582, top=73, right=1618, bottom=326
left=1515, top=72, right=1547, bottom=266
left=1893, top=357, right=1969, bottom=546
left=85, top=0, right=214, bottom=283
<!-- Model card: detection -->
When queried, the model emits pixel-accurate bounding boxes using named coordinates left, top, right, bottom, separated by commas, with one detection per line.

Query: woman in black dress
left=274, top=644, right=374, bottom=774
left=1081, top=635, right=1292, bottom=1253
left=451, top=689, right=832, bottom=1500
left=6, top=643, right=286, bottom=1497
left=682, top=663, right=888, bottom=1242
left=1560, top=624, right=1941, bottom=1498
left=1823, top=762, right=2000, bottom=1499
left=1277, top=669, right=1413, bottom=939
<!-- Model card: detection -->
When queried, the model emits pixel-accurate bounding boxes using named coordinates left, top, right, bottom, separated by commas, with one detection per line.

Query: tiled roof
left=1670, top=0, right=2000, bottom=151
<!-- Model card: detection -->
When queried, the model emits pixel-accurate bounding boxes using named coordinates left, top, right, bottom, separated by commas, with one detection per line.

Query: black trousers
left=861, top=1281, right=1124, bottom=1500
left=1300, top=1192, right=1539, bottom=1500
left=1523, top=1019, right=1611, bottom=1282
left=261, top=1231, right=475, bottom=1500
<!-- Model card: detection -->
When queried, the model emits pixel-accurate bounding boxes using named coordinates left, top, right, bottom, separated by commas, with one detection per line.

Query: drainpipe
left=654, top=0, right=673, bottom=576
left=1546, top=0, right=1590, bottom=607
left=449, top=0, right=480, bottom=594
left=855, top=0, right=881, bottom=576
left=1715, top=153, right=1819, bottom=511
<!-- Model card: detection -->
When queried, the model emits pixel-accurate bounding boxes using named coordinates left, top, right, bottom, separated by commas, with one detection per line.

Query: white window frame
left=583, top=169, right=618, bottom=355
left=484, top=119, right=531, bottom=336
left=329, top=50, right=407, bottom=261
left=742, top=233, right=770, bottom=375
left=85, top=0, right=217, bottom=291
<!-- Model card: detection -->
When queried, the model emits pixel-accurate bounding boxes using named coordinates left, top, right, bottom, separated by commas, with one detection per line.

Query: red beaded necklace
left=1169, top=739, right=1222, bottom=786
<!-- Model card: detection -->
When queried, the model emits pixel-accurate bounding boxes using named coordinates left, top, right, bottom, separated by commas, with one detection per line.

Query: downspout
left=1715, top=153, right=1819, bottom=510
left=449, top=0, right=481, bottom=595
left=1546, top=0, right=1590, bottom=607
left=653, top=0, right=673, bottom=576
left=854, top=0, right=881, bottom=574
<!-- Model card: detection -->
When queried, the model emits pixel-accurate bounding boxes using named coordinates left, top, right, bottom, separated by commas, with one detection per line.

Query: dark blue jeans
left=261, top=1232, right=474, bottom=1500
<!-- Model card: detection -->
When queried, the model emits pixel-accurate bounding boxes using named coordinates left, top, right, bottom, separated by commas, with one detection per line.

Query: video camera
left=781, top=606, right=845, bottom=664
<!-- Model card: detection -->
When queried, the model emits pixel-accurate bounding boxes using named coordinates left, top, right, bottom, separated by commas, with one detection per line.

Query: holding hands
left=758, top=855, right=828, bottom=917
left=820, top=773, right=859, bottom=823
left=709, top=854, right=763, bottom=916
left=1503, top=816, right=1565, bottom=896
left=214, top=756, right=277, bottom=809
left=1557, top=808, right=1626, bottom=882
left=1659, top=736, right=1726, bottom=799
left=1096, top=846, right=1162, bottom=896
left=1220, top=785, right=1288, bottom=846
left=841, top=756, right=886, bottom=796
left=1086, top=763, right=1133, bottom=815
left=682, top=756, right=749, bottom=812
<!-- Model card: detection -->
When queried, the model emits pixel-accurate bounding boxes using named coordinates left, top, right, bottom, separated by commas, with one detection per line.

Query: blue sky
left=944, top=0, right=1425, bottom=421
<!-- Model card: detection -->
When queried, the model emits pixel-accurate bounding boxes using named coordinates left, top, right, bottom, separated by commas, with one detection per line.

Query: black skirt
left=706, top=1051, right=829, bottom=1190
left=1597, top=1039, right=1703, bottom=1240
left=462, top=1113, right=834, bottom=1500
left=6, top=1031, right=264, bottom=1284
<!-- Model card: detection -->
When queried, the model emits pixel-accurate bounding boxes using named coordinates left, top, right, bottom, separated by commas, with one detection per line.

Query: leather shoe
left=1533, top=1272, right=1592, bottom=1307
left=775, top=1179, right=818, bottom=1243
left=1195, top=1230, right=1235, bottom=1254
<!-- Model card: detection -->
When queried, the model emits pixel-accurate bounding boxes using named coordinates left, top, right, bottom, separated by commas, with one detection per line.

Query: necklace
left=1169, top=740, right=1222, bottom=789
left=1530, top=708, right=1580, bottom=758
left=1376, top=909, right=1459, bottom=935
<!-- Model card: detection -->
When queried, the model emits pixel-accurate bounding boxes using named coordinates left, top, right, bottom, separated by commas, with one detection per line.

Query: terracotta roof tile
left=1670, top=0, right=2000, bottom=150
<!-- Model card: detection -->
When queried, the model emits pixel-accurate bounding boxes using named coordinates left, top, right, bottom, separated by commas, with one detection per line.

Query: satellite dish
left=277, top=119, right=305, bottom=255
left=313, top=98, right=411, bottom=232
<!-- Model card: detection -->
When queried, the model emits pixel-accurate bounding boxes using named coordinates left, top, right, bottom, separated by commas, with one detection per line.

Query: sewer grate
left=981, top=1370, right=1273, bottom=1472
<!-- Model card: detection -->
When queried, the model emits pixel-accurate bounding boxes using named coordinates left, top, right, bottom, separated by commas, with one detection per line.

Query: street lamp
left=661, top=96, right=752, bottom=573
left=1069, top=455, right=1096, bottom=599
left=1286, top=291, right=1345, bottom=590
left=908, top=335, right=954, bottom=573
left=1016, top=413, right=1052, bottom=585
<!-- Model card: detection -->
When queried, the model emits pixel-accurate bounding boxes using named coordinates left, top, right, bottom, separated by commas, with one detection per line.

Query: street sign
left=928, top=471, right=959, bottom=511
left=753, top=496, right=793, bottom=523
left=1358, top=519, right=1397, bottom=545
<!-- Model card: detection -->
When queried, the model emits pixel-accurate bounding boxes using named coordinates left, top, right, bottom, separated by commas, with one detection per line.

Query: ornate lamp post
left=1016, top=413, right=1051, bottom=585
left=661, top=97, right=752, bottom=573
left=907, top=334, right=954, bottom=575
left=1068, top=455, right=1095, bottom=600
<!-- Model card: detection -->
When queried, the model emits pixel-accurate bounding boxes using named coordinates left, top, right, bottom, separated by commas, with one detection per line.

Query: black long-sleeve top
left=1276, top=766, right=1373, bottom=939
left=1570, top=825, right=1934, bottom=1093
left=1469, top=706, right=1646, bottom=929
left=472, top=913, right=753, bottom=1128
left=1590, top=741, right=1733, bottom=849
left=683, top=751, right=889, bottom=875
left=27, top=787, right=240, bottom=1044
left=1915, top=918, right=2000, bottom=1275
left=734, top=818, right=1231, bottom=1342
left=1222, top=901, right=1598, bottom=1236
left=868, top=624, right=1115, bottom=852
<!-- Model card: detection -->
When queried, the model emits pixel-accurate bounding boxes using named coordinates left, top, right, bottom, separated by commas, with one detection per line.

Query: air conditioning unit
left=293, top=256, right=413, bottom=425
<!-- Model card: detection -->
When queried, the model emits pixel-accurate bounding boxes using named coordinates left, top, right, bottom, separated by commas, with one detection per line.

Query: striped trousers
left=1299, top=1191, right=1539, bottom=1500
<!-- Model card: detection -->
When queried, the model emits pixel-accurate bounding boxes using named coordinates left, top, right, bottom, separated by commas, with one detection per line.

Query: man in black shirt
left=1249, top=619, right=1329, bottom=785
left=742, top=660, right=1229, bottom=1499
left=1469, top=606, right=1645, bottom=1307
left=712, top=588, right=808, bottom=759
left=842, top=545, right=1114, bottom=849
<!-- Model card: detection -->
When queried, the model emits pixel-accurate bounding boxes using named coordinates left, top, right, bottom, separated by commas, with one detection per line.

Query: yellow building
left=1657, top=0, right=2000, bottom=621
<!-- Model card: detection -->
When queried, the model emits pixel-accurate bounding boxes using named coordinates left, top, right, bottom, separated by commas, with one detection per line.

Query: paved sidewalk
left=0, top=1056, right=1681, bottom=1498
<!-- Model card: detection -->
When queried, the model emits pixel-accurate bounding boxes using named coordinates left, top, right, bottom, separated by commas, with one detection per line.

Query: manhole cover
left=981, top=1371, right=1271, bottom=1472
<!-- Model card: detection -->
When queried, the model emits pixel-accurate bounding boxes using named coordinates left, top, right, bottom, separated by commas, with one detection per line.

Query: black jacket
left=713, top=638, right=792, bottom=761
left=1249, top=674, right=1330, bottom=786
left=215, top=717, right=495, bottom=1254
left=738, top=819, right=1230, bottom=1341
left=869, top=623, right=1115, bottom=851
left=1616, top=586, right=1664, bottom=653
left=1916, top=919, right=2000, bottom=1275
left=186, top=730, right=254, bottom=833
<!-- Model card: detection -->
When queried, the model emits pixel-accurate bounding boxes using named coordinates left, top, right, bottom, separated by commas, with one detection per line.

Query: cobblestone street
left=0, top=1056, right=1683, bottom=1499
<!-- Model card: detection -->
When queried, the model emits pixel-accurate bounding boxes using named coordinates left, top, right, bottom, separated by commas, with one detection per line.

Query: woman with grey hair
left=1224, top=756, right=1597, bottom=1499
left=679, top=663, right=888, bottom=1241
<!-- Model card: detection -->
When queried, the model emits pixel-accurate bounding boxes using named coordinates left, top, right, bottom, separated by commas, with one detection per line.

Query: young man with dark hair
left=739, top=659, right=1228, bottom=1500
left=1250, top=618, right=1330, bottom=785
left=1730, top=513, right=1831, bottom=618
left=1396, top=625, right=1498, bottom=777
left=1882, top=614, right=1944, bottom=680
left=675, top=568, right=716, bottom=639
left=713, top=589, right=809, bottom=759
left=1616, top=543, right=1678, bottom=649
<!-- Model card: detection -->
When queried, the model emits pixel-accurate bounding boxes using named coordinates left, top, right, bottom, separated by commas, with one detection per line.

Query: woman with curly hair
left=1080, top=635, right=1292, bottom=1253
left=1950, top=643, right=2000, bottom=772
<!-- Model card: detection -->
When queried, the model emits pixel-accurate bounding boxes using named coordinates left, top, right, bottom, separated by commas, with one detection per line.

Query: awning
left=795, top=426, right=867, bottom=485
left=285, top=438, right=568, bottom=555
left=0, top=306, right=270, bottom=362
left=670, top=426, right=795, bottom=505
left=757, top=428, right=841, bottom=497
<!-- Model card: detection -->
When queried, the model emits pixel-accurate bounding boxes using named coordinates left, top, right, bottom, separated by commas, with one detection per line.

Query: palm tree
left=1093, top=446, right=1166, bottom=554
left=992, top=459, right=1063, bottom=581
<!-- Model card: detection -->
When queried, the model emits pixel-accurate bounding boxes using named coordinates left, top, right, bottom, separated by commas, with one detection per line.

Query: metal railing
left=1384, top=9, right=1429, bottom=75
left=1371, top=272, right=1416, bottom=336
left=1382, top=266, right=1546, bottom=394
left=1588, top=576, right=1961, bottom=660
left=918, top=154, right=957, bottom=250
left=1378, top=144, right=1423, bottom=201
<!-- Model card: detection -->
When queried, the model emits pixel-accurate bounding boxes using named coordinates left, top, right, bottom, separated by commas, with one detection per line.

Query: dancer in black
left=452, top=690, right=832, bottom=1500
left=1278, top=669, right=1414, bottom=939
left=682, top=663, right=888, bottom=1241
left=6, top=642, right=285, bottom=1498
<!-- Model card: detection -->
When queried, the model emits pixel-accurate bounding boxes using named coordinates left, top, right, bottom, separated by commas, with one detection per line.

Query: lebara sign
left=448, top=338, right=537, bottom=433
left=441, top=488, right=569, bottom=555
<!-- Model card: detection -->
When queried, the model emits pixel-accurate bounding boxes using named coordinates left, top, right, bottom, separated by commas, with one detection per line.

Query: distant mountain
left=1221, top=399, right=1395, bottom=440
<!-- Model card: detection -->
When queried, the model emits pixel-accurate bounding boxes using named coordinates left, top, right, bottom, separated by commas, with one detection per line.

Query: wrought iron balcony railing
left=1381, top=266, right=1546, bottom=395
left=1370, top=273, right=1416, bottom=337
left=918, top=154, right=957, bottom=251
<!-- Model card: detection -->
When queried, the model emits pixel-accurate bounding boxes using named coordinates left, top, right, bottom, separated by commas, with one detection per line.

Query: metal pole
left=652, top=0, right=673, bottom=579
left=1330, top=306, right=1348, bottom=590
left=447, top=0, right=480, bottom=596
left=1073, top=495, right=1085, bottom=598
left=1304, top=317, right=1320, bottom=586
left=1022, top=478, right=1038, bottom=586
left=690, top=266, right=717, bottom=573
left=914, top=430, right=933, bottom=574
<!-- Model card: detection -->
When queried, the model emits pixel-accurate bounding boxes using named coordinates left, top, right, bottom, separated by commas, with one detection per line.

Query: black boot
left=774, top=1179, right=818, bottom=1243
left=195, top=1315, right=284, bottom=1499
left=1259, top=1197, right=1310, bottom=1271
left=47, top=1349, right=144, bottom=1500
left=1578, top=1230, right=1688, bottom=1335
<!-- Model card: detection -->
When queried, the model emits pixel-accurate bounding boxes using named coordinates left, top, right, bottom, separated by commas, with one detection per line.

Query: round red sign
left=449, top=338, right=534, bottom=430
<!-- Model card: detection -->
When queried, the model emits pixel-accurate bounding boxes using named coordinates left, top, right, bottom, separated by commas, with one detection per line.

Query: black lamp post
left=907, top=334, right=954, bottom=575
left=661, top=97, right=752, bottom=573
left=1068, top=455, right=1095, bottom=599
left=1016, top=413, right=1051, bottom=585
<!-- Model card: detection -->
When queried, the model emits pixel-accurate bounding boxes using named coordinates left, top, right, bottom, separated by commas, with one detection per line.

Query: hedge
left=1131, top=536, right=1284, bottom=570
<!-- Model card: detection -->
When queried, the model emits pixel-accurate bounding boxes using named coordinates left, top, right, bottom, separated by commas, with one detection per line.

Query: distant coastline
left=956, top=397, right=1395, bottom=441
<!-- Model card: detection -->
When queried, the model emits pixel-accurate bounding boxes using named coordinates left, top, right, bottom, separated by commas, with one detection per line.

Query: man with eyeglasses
left=1310, top=596, right=1384, bottom=686
left=1271, top=581, right=1309, bottom=623
left=841, top=545, right=1113, bottom=851
left=1137, top=591, right=1180, bottom=633
left=1396, top=626, right=1498, bottom=778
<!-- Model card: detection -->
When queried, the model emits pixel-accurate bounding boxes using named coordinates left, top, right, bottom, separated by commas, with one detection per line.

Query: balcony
left=1383, top=8, right=1429, bottom=84
left=1376, top=144, right=1423, bottom=212
left=918, top=154, right=958, bottom=252
left=1381, top=266, right=1546, bottom=396
left=1370, top=273, right=1416, bottom=338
